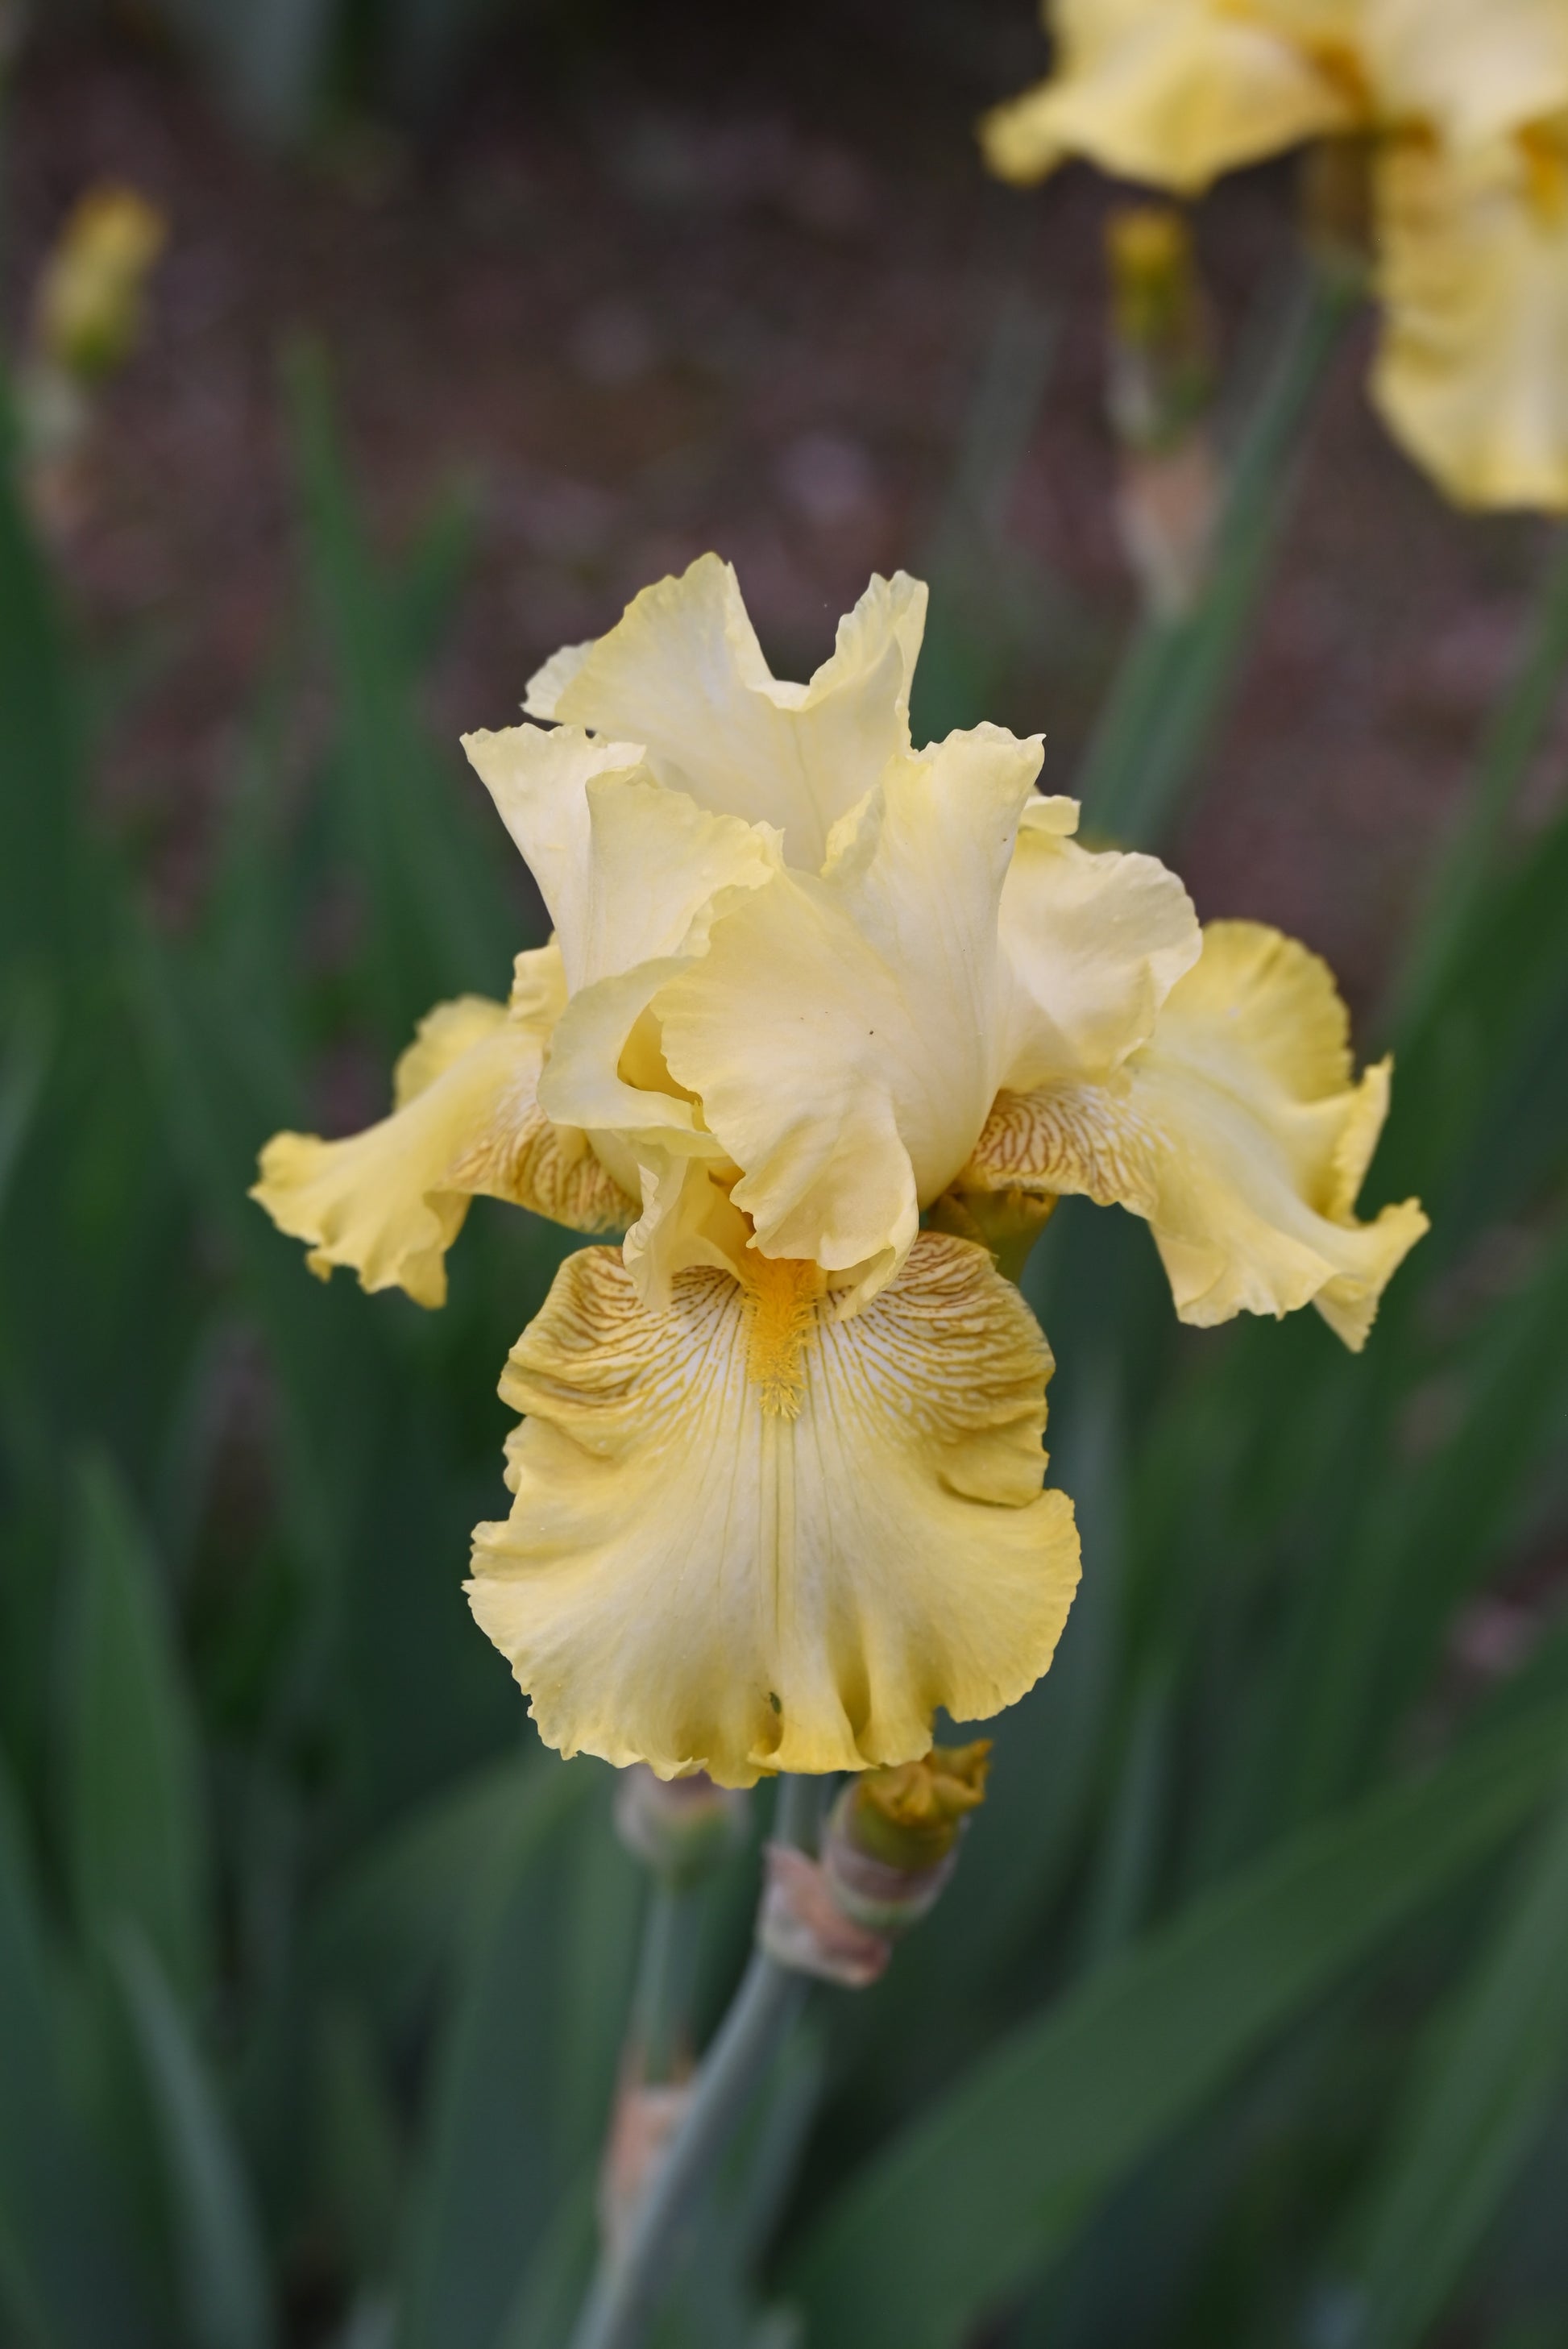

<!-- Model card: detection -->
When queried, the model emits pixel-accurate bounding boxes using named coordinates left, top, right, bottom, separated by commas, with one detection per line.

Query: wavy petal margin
left=979, top=0, right=1350, bottom=193
left=657, top=728, right=1040, bottom=1301
left=960, top=921, right=1427, bottom=1349
left=996, top=795, right=1200, bottom=1091
left=468, top=1232, right=1080, bottom=1786
left=521, top=554, right=927, bottom=872
left=251, top=948, right=633, bottom=1309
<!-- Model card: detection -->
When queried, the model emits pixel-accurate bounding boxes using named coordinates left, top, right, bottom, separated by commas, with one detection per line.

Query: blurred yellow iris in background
left=982, top=0, right=1568, bottom=513
left=255, top=558, right=1425, bottom=1786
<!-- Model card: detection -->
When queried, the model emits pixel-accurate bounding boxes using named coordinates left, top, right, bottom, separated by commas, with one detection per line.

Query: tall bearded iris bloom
left=981, top=0, right=1568, bottom=513
left=254, top=559, right=1425, bottom=1786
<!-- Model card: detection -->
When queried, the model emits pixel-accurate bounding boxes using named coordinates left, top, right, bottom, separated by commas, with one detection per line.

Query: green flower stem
left=631, top=1878, right=703, bottom=2085
left=773, top=1771, right=823, bottom=1854
left=1076, top=257, right=1360, bottom=849
left=570, top=1951, right=807, bottom=2349
left=568, top=1776, right=823, bottom=2349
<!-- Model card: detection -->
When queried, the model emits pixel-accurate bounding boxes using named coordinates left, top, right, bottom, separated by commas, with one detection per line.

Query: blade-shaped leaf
left=1076, top=263, right=1356, bottom=849
left=1386, top=525, right=1568, bottom=1042
left=492, top=2174, right=597, bottom=2349
left=284, top=342, right=516, bottom=1050
left=65, top=1455, right=210, bottom=2001
left=313, top=1746, right=554, bottom=2037
left=0, top=1762, right=160, bottom=2349
left=394, top=1758, right=609, bottom=2349
left=0, top=978, right=52, bottom=1222
left=1334, top=1774, right=1568, bottom=2349
left=788, top=1698, right=1568, bottom=2349
left=1284, top=1213, right=1568, bottom=1821
left=111, top=1925, right=277, bottom=2349
left=0, top=396, right=85, bottom=986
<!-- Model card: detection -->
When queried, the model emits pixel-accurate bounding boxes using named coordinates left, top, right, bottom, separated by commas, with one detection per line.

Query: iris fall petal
left=467, top=1231, right=1080, bottom=1787
left=251, top=947, right=632, bottom=1309
left=961, top=920, right=1428, bottom=1348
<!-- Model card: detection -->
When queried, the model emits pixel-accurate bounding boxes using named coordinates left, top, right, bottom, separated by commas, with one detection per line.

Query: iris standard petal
left=467, top=1231, right=1080, bottom=1787
left=521, top=554, right=927, bottom=871
left=251, top=948, right=632, bottom=1309
left=657, top=726, right=1040, bottom=1296
left=996, top=795, right=1201, bottom=1092
left=960, top=920, right=1427, bottom=1348
left=461, top=723, right=648, bottom=993
left=529, top=764, right=778, bottom=1113
left=1372, top=127, right=1568, bottom=513
left=499, top=765, right=780, bottom=1152
left=980, top=0, right=1350, bottom=193
left=475, top=770, right=775, bottom=1307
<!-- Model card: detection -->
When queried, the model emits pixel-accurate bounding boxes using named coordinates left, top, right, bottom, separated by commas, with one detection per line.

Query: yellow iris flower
left=981, top=0, right=1568, bottom=512
left=253, top=559, right=1425, bottom=1785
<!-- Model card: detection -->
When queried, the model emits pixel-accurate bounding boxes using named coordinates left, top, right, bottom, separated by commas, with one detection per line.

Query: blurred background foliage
left=52, top=0, right=564, bottom=140
left=2, top=6, right=1568, bottom=2349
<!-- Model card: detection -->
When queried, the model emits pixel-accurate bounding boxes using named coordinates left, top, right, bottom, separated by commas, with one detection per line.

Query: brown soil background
left=10, top=0, right=1566, bottom=1010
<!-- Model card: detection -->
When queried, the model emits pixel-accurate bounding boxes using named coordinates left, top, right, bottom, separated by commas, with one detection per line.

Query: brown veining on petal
left=450, top=1094, right=634, bottom=1235
left=961, top=1085, right=1159, bottom=1214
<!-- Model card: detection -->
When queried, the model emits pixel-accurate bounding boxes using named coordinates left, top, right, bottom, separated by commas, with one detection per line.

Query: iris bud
left=1104, top=204, right=1218, bottom=618
left=1105, top=205, right=1212, bottom=456
left=822, top=1741, right=992, bottom=1937
left=613, top=1766, right=750, bottom=1886
left=35, top=185, right=168, bottom=384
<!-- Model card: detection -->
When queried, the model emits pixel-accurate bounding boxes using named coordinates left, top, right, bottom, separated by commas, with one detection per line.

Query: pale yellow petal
left=961, top=921, right=1427, bottom=1349
left=571, top=770, right=782, bottom=991
left=460, top=722, right=647, bottom=991
left=388, top=944, right=566, bottom=1107
left=533, top=770, right=780, bottom=1148
left=389, top=991, right=516, bottom=1110
left=467, top=1232, right=1080, bottom=1787
left=521, top=554, right=927, bottom=871
left=504, top=940, right=571, bottom=1030
left=619, top=1151, right=754, bottom=1309
left=980, top=0, right=1350, bottom=192
left=1372, top=129, right=1568, bottom=513
left=251, top=975, right=632, bottom=1309
left=996, top=794, right=1201, bottom=1091
left=1363, top=0, right=1568, bottom=150
left=657, top=727, right=1040, bottom=1294
left=796, top=568, right=927, bottom=720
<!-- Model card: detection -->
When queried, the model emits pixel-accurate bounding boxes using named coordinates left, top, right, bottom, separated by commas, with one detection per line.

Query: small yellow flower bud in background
left=1105, top=203, right=1220, bottom=620
left=1105, top=205, right=1211, bottom=454
left=19, top=184, right=168, bottom=533
left=33, top=185, right=168, bottom=384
